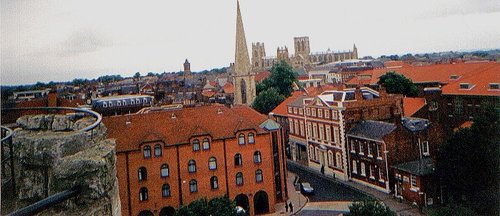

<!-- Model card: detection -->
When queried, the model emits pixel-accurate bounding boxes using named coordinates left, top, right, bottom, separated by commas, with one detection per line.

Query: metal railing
left=1, top=107, right=103, bottom=215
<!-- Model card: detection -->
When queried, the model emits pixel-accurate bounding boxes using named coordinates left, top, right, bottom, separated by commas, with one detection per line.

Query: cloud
left=58, top=29, right=111, bottom=56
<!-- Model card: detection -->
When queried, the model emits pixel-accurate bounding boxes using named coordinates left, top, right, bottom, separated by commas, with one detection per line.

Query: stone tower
left=183, top=59, right=191, bottom=77
left=353, top=44, right=358, bottom=59
left=232, top=0, right=256, bottom=105
left=252, top=42, right=266, bottom=70
left=277, top=46, right=290, bottom=63
left=294, top=36, right=310, bottom=57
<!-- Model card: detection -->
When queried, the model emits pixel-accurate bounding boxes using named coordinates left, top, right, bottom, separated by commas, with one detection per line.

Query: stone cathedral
left=232, top=1, right=256, bottom=105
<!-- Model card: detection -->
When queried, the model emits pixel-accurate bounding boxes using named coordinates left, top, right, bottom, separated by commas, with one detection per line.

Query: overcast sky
left=1, top=0, right=499, bottom=85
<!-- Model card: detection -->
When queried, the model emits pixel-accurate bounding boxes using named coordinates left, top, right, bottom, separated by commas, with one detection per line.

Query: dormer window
left=489, top=83, right=499, bottom=90
left=459, top=83, right=471, bottom=90
left=450, top=75, right=460, bottom=80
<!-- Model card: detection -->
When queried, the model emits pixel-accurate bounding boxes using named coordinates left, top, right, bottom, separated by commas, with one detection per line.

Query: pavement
left=287, top=160, right=424, bottom=216
left=262, top=171, right=308, bottom=216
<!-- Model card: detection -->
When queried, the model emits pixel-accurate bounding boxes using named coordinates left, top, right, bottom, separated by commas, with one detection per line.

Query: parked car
left=300, top=182, right=314, bottom=195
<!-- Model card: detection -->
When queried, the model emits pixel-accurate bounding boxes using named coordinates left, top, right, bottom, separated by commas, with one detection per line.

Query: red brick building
left=393, top=158, right=438, bottom=208
left=103, top=105, right=287, bottom=216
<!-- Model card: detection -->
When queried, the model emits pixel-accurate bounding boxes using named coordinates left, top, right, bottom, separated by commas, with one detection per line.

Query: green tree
left=265, top=61, right=298, bottom=97
left=252, top=88, right=285, bottom=114
left=175, top=195, right=236, bottom=216
left=436, top=105, right=499, bottom=215
left=377, top=71, right=418, bottom=96
left=428, top=203, right=477, bottom=216
left=134, top=72, right=141, bottom=79
left=348, top=199, right=396, bottom=216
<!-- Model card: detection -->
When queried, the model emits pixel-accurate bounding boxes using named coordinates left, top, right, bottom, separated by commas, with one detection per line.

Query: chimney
left=379, top=87, right=387, bottom=98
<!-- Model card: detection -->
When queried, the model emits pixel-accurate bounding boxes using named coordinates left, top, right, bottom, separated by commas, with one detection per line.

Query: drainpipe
left=417, top=137, right=422, bottom=160
left=303, top=105, right=309, bottom=164
left=384, top=147, right=390, bottom=193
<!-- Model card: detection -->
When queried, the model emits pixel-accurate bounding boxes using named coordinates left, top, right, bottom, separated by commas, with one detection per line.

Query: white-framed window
left=312, top=123, right=318, bottom=138
left=318, top=109, right=323, bottom=118
left=378, top=168, right=384, bottom=182
left=369, top=166, right=375, bottom=179
left=350, top=140, right=356, bottom=153
left=307, top=122, right=312, bottom=137
left=377, top=144, right=383, bottom=159
left=306, top=108, right=311, bottom=116
left=312, top=108, right=316, bottom=117
left=289, top=120, right=294, bottom=134
left=325, top=110, right=330, bottom=119
left=238, top=134, right=245, bottom=145
left=333, top=127, right=339, bottom=144
left=422, top=141, right=429, bottom=156
left=300, top=121, right=305, bottom=136
left=352, top=160, right=357, bottom=174
left=209, top=157, right=217, bottom=170
left=360, top=162, right=366, bottom=176
left=117, top=101, right=122, bottom=106
left=325, top=125, right=331, bottom=142
left=367, top=143, right=372, bottom=157
left=123, top=100, right=127, bottom=106
left=328, top=151, right=334, bottom=166
left=411, top=175, right=417, bottom=188
left=309, top=146, right=314, bottom=159
left=288, top=107, right=293, bottom=113
left=248, top=133, right=255, bottom=144
left=336, top=153, right=342, bottom=169
left=131, top=99, right=135, bottom=105
left=299, top=108, right=303, bottom=115
left=332, top=111, right=338, bottom=120
left=314, top=147, right=319, bottom=161
left=136, top=99, right=140, bottom=104
left=359, top=142, right=364, bottom=155
left=294, top=120, right=299, bottom=135
left=202, top=138, right=210, bottom=150
left=103, top=102, right=108, bottom=108
left=293, top=107, right=298, bottom=114
left=319, top=124, right=324, bottom=140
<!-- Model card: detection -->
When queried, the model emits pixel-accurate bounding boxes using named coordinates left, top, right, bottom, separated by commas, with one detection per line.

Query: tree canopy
left=348, top=198, right=396, bottom=216
left=435, top=105, right=499, bottom=215
left=175, top=195, right=237, bottom=216
left=252, top=61, right=297, bottom=114
left=377, top=71, right=418, bottom=96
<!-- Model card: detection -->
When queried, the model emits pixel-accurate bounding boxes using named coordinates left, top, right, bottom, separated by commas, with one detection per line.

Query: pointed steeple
left=353, top=43, right=358, bottom=59
left=234, top=0, right=251, bottom=76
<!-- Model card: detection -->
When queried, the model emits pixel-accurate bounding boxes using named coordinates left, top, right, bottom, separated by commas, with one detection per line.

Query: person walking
left=285, top=201, right=289, bottom=212
left=320, top=164, right=325, bottom=175
left=289, top=202, right=294, bottom=213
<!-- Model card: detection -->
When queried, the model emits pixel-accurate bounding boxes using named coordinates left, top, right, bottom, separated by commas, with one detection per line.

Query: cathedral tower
left=277, top=46, right=290, bottom=63
left=294, top=36, right=310, bottom=57
left=183, top=59, right=191, bottom=77
left=232, top=0, right=256, bottom=105
left=252, top=42, right=266, bottom=70
left=353, top=43, right=358, bottom=59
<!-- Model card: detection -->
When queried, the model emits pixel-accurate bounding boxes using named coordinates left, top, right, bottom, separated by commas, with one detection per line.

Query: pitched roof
left=103, top=105, right=268, bottom=152
left=347, top=62, right=498, bottom=88
left=441, top=63, right=500, bottom=96
left=255, top=70, right=271, bottom=83
left=347, top=120, right=396, bottom=141
left=393, top=158, right=435, bottom=176
left=270, top=91, right=304, bottom=116
left=403, top=97, right=426, bottom=117
left=223, top=82, right=234, bottom=94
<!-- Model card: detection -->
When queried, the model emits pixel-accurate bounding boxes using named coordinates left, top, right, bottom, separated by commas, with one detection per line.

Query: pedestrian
left=285, top=201, right=289, bottom=212
left=320, top=164, right=325, bottom=175
left=289, top=202, right=294, bottom=212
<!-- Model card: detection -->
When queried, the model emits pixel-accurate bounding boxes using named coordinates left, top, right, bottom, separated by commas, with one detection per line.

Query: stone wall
left=4, top=114, right=121, bottom=215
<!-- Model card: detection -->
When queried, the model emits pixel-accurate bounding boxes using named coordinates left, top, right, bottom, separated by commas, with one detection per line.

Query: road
left=288, top=163, right=368, bottom=202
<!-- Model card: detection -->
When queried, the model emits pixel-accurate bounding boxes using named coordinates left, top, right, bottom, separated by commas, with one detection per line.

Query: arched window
left=248, top=133, right=255, bottom=144
left=188, top=160, right=196, bottom=173
left=234, top=153, right=242, bottom=166
left=254, top=151, right=262, bottom=163
left=189, top=180, right=197, bottom=193
left=238, top=134, right=245, bottom=145
left=210, top=176, right=218, bottom=189
left=143, top=145, right=151, bottom=158
left=160, top=164, right=169, bottom=177
left=192, top=139, right=200, bottom=151
left=154, top=144, right=162, bottom=157
left=202, top=138, right=210, bottom=150
left=138, top=167, right=147, bottom=181
left=162, top=184, right=170, bottom=197
left=236, top=172, right=244, bottom=186
left=139, top=187, right=148, bottom=201
left=208, top=157, right=217, bottom=170
left=255, top=169, right=263, bottom=183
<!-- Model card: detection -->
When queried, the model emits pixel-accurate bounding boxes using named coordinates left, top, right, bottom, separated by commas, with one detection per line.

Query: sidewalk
left=263, top=171, right=308, bottom=215
left=287, top=160, right=423, bottom=216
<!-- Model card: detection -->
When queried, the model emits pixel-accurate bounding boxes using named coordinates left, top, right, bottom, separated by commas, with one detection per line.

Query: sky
left=1, top=0, right=499, bottom=85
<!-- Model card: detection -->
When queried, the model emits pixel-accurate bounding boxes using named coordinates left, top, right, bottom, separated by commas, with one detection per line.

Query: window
left=410, top=175, right=417, bottom=188
left=352, top=161, right=357, bottom=174
left=188, top=160, right=196, bottom=173
left=328, top=151, right=334, bottom=166
left=325, top=110, right=330, bottom=119
left=369, top=166, right=374, bottom=179
left=315, top=147, right=319, bottom=161
left=139, top=187, right=148, bottom=201
left=189, top=180, right=198, bottom=193
left=318, top=109, right=323, bottom=118
left=160, top=164, right=169, bottom=177
left=459, top=83, right=471, bottom=89
left=238, top=134, right=245, bottom=145
left=306, top=122, right=312, bottom=137
left=333, top=127, right=339, bottom=144
left=236, top=172, right=244, bottom=186
left=234, top=153, right=242, bottom=166
left=367, top=143, right=372, bottom=156
left=123, top=100, right=127, bottom=106
left=312, top=108, right=316, bottom=117
left=288, top=107, right=292, bottom=113
left=117, top=101, right=122, bottom=106
left=319, top=124, right=324, bottom=140
left=332, top=111, right=338, bottom=120
left=255, top=169, right=263, bottom=183
left=359, top=143, right=364, bottom=155
left=254, top=151, right=262, bottom=163
left=306, top=108, right=310, bottom=116
left=154, top=144, right=162, bottom=157
left=299, top=108, right=303, bottom=115
left=378, top=168, right=384, bottom=181
left=192, top=139, right=200, bottom=151
left=209, top=157, right=217, bottom=170
left=103, top=102, right=108, bottom=108
left=325, top=125, right=331, bottom=141
left=294, top=120, right=299, bottom=135
left=422, top=141, right=429, bottom=156
left=131, top=100, right=135, bottom=105
left=300, top=121, right=305, bottom=136
left=202, top=138, right=210, bottom=150
left=143, top=145, right=151, bottom=158
left=312, top=123, right=318, bottom=138
left=336, top=153, right=342, bottom=169
left=360, top=162, right=366, bottom=176
left=162, top=184, right=170, bottom=197
left=210, top=176, right=219, bottom=189
left=138, top=167, right=147, bottom=181
left=377, top=144, right=383, bottom=159
left=309, top=146, right=314, bottom=160
left=293, top=107, right=298, bottom=114
left=289, top=120, right=294, bottom=134
left=489, top=83, right=499, bottom=90
left=248, top=133, right=255, bottom=144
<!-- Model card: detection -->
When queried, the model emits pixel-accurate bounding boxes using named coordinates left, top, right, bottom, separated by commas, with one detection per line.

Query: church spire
left=234, top=0, right=251, bottom=76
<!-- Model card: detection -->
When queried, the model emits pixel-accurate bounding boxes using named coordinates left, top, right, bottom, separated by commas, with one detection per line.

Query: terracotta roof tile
left=255, top=70, right=271, bottom=83
left=103, top=105, right=268, bottom=152
left=270, top=91, right=303, bottom=116
left=403, top=97, right=426, bottom=117
left=441, top=63, right=500, bottom=96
